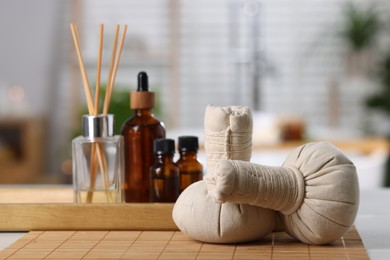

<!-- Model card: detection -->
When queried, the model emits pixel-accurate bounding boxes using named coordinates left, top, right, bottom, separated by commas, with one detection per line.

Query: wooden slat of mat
left=0, top=227, right=369, bottom=259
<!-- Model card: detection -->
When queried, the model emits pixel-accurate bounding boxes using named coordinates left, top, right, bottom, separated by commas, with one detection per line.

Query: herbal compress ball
left=207, top=142, right=359, bottom=245
left=173, top=105, right=276, bottom=243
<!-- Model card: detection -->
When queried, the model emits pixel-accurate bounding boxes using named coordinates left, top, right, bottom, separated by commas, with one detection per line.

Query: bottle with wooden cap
left=176, top=136, right=203, bottom=193
left=150, top=138, right=180, bottom=202
left=121, top=72, right=166, bottom=202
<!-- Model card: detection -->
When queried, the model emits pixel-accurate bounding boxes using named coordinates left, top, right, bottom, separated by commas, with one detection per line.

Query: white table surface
left=0, top=188, right=389, bottom=259
left=354, top=188, right=390, bottom=259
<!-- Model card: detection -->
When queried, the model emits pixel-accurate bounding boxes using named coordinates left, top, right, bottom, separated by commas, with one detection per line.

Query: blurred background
left=1, top=0, right=390, bottom=188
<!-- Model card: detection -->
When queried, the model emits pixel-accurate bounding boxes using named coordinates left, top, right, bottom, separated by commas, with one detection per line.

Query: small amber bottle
left=176, top=136, right=203, bottom=193
left=150, top=138, right=180, bottom=202
left=121, top=72, right=165, bottom=202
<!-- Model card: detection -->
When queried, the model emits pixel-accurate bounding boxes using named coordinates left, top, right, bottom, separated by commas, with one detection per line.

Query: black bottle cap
left=154, top=138, right=175, bottom=155
left=137, top=71, right=149, bottom=91
left=131, top=71, right=155, bottom=109
left=178, top=136, right=199, bottom=152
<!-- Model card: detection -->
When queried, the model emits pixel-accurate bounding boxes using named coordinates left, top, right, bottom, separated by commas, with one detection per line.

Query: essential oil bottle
left=150, top=138, right=180, bottom=202
left=121, top=72, right=165, bottom=202
left=176, top=136, right=203, bottom=193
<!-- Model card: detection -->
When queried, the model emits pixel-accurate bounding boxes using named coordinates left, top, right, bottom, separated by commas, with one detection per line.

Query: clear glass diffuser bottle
left=72, top=114, right=124, bottom=203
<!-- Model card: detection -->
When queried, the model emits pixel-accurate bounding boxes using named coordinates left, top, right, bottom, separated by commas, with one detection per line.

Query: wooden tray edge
left=0, top=203, right=178, bottom=231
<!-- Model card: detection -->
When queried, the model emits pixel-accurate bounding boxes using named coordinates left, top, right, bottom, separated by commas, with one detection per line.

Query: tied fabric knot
left=206, top=160, right=305, bottom=215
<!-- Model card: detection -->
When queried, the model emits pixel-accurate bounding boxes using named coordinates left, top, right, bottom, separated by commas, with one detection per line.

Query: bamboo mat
left=0, top=227, right=368, bottom=259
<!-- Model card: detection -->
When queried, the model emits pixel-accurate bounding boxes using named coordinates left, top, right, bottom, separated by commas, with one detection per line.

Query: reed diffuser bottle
left=70, top=23, right=127, bottom=203
left=176, top=136, right=203, bottom=193
left=72, top=114, right=124, bottom=203
left=150, top=138, right=180, bottom=202
left=121, top=72, right=166, bottom=202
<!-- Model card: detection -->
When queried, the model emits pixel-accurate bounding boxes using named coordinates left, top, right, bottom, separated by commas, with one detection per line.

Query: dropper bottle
left=121, top=72, right=166, bottom=202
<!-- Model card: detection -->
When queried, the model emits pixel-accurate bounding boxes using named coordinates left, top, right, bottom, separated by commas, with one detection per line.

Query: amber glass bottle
left=176, top=136, right=203, bottom=193
left=121, top=72, right=165, bottom=202
left=150, top=138, right=180, bottom=202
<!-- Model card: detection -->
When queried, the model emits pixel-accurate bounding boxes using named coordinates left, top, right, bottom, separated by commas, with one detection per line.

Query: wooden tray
left=0, top=227, right=368, bottom=259
left=0, top=187, right=369, bottom=259
left=0, top=187, right=176, bottom=231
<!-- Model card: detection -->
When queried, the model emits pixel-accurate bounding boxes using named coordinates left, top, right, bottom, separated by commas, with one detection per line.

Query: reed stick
left=94, top=24, right=104, bottom=116
left=100, top=25, right=127, bottom=202
left=103, top=25, right=127, bottom=115
left=70, top=24, right=94, bottom=114
left=71, top=23, right=97, bottom=203
left=106, top=25, right=127, bottom=111
left=96, top=142, right=113, bottom=202
left=86, top=24, right=106, bottom=203
left=103, top=25, right=120, bottom=115
left=86, top=145, right=98, bottom=203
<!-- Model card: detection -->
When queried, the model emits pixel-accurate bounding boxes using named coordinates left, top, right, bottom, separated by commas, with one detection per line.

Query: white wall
left=0, top=0, right=64, bottom=115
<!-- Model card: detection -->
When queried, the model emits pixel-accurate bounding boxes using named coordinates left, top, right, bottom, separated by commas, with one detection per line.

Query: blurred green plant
left=74, top=84, right=162, bottom=136
left=341, top=3, right=380, bottom=51
left=366, top=55, right=390, bottom=115
left=341, top=3, right=390, bottom=186
left=366, top=54, right=390, bottom=186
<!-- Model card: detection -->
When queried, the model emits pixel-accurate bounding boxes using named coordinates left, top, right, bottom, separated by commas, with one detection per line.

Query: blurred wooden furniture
left=0, top=117, right=45, bottom=183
